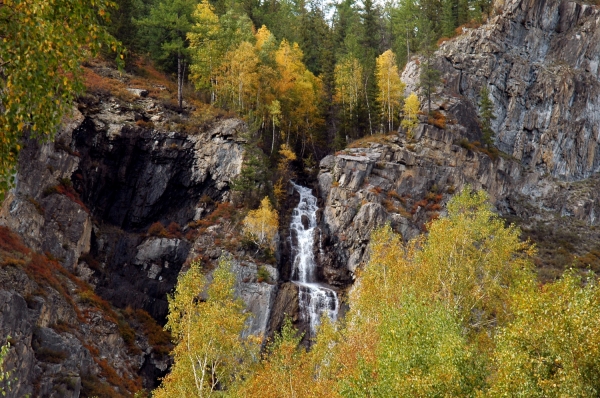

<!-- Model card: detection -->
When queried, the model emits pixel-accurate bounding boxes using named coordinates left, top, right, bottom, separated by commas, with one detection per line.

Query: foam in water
left=290, top=182, right=339, bottom=338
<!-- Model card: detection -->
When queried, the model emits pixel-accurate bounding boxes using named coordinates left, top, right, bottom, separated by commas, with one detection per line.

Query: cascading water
left=290, top=182, right=339, bottom=339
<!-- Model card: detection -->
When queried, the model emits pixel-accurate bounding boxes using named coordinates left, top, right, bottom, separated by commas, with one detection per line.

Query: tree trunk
left=365, top=76, right=373, bottom=135
left=177, top=53, right=183, bottom=111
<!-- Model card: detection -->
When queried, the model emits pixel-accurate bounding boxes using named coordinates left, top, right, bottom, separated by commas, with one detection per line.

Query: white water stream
left=290, top=182, right=339, bottom=338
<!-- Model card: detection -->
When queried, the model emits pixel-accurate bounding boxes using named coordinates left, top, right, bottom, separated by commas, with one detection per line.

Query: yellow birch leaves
left=401, top=92, right=420, bottom=139
left=154, top=257, right=258, bottom=397
left=334, top=56, right=363, bottom=120
left=375, top=50, right=405, bottom=133
left=243, top=197, right=279, bottom=251
left=0, top=0, right=122, bottom=201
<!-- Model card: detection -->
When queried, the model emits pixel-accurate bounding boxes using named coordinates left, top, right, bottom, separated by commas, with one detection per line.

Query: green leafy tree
left=0, top=0, right=122, bottom=201
left=479, top=86, right=496, bottom=147
left=418, top=23, right=442, bottom=114
left=187, top=0, right=221, bottom=102
left=137, top=0, right=197, bottom=110
left=154, top=256, right=258, bottom=397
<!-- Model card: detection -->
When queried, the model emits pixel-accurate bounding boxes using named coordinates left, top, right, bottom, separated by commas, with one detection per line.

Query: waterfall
left=290, top=182, right=339, bottom=339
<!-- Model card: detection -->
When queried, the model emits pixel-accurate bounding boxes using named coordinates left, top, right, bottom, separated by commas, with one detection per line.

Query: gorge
left=1, top=0, right=600, bottom=395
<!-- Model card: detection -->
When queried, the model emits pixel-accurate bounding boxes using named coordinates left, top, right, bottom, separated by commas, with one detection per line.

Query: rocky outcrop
left=0, top=232, right=145, bottom=397
left=318, top=0, right=600, bottom=282
left=404, top=0, right=600, bottom=180
left=0, top=73, right=276, bottom=392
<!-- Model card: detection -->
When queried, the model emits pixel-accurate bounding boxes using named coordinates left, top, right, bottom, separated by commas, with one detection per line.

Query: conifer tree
left=418, top=23, right=441, bottom=114
left=137, top=0, right=198, bottom=110
left=479, top=86, right=496, bottom=147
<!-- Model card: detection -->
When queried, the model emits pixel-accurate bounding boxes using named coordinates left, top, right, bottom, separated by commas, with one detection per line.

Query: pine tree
left=441, top=0, right=458, bottom=38
left=479, top=86, right=496, bottom=147
left=418, top=22, right=441, bottom=114
left=137, top=0, right=198, bottom=111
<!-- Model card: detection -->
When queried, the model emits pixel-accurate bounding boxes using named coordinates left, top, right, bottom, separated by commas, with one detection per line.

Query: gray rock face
left=0, top=83, right=256, bottom=391
left=404, top=0, right=600, bottom=181
left=0, top=259, right=145, bottom=397
left=0, top=110, right=92, bottom=271
left=319, top=116, right=600, bottom=282
left=232, top=261, right=279, bottom=338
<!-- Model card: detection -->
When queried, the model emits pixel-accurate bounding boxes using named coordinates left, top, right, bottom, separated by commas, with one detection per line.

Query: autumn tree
left=243, top=197, right=279, bottom=251
left=334, top=55, right=363, bottom=140
left=375, top=50, right=405, bottom=133
left=154, top=257, right=258, bottom=397
left=416, top=188, right=534, bottom=335
left=218, top=41, right=259, bottom=112
left=267, top=100, right=281, bottom=154
left=479, top=86, right=496, bottom=147
left=188, top=0, right=221, bottom=103
left=0, top=339, right=13, bottom=395
left=238, top=317, right=339, bottom=398
left=137, top=0, right=197, bottom=110
left=0, top=0, right=122, bottom=201
left=401, top=92, right=420, bottom=139
left=490, top=272, right=600, bottom=396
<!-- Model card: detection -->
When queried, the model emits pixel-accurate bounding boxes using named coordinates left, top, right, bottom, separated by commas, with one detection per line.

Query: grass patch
left=347, top=133, right=393, bottom=149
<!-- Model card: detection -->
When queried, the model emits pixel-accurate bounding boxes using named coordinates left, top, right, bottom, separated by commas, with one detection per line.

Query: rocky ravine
left=0, top=82, right=278, bottom=395
left=316, top=0, right=600, bottom=285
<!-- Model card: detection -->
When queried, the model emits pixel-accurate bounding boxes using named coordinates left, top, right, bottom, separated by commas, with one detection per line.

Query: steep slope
left=318, top=0, right=600, bottom=282
left=0, top=61, right=279, bottom=393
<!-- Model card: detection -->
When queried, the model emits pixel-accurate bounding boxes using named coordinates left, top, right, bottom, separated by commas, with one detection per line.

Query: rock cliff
left=0, top=63, right=277, bottom=394
left=318, top=0, right=600, bottom=283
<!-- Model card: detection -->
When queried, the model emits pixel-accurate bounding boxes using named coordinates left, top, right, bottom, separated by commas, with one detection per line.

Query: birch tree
left=154, top=257, right=258, bottom=397
left=0, top=0, right=122, bottom=200
left=243, top=197, right=279, bottom=251
left=401, top=92, right=420, bottom=139
left=375, top=50, right=405, bottom=132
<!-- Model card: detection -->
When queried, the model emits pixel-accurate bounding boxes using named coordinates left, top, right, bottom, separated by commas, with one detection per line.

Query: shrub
left=147, top=221, right=168, bottom=238
left=166, top=222, right=183, bottom=239
left=134, top=309, right=171, bottom=356
left=257, top=266, right=271, bottom=283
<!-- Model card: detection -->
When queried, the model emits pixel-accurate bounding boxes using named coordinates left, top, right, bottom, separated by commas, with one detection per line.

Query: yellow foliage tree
left=401, top=92, right=420, bottom=139
left=237, top=317, right=339, bottom=398
left=217, top=41, right=259, bottom=112
left=154, top=257, right=258, bottom=397
left=188, top=0, right=221, bottom=103
left=375, top=50, right=405, bottom=133
left=334, top=56, right=363, bottom=119
left=489, top=272, right=600, bottom=397
left=243, top=197, right=279, bottom=251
